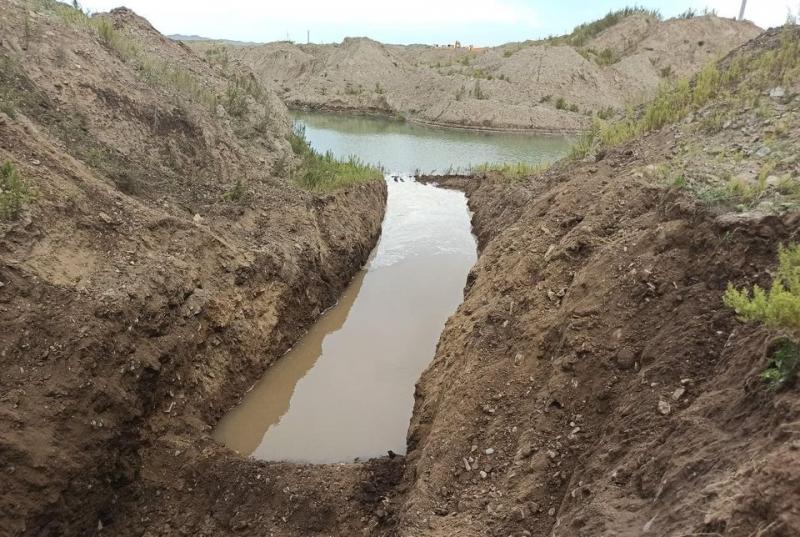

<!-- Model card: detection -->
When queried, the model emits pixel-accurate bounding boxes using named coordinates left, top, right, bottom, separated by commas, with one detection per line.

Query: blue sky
left=75, top=0, right=794, bottom=45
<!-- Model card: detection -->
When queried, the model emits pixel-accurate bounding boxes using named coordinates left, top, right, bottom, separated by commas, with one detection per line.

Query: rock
left=479, top=470, right=488, bottom=479
left=98, top=212, right=113, bottom=225
left=672, top=387, right=686, bottom=400
left=765, top=175, right=781, bottom=187
left=548, top=507, right=556, bottom=517
left=658, top=399, right=671, bottom=415
left=755, top=146, right=772, bottom=158
left=484, top=447, right=495, bottom=455
left=769, top=86, right=786, bottom=98
left=514, top=353, right=524, bottom=366
left=512, top=506, right=527, bottom=521
left=614, top=348, right=636, bottom=370
left=193, top=213, right=204, bottom=225
left=516, top=444, right=534, bottom=460
left=463, top=458, right=471, bottom=471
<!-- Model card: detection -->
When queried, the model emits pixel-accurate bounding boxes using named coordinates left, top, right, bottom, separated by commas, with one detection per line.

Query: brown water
left=214, top=177, right=477, bottom=463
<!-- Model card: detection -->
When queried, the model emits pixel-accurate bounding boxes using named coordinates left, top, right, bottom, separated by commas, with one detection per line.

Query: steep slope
left=400, top=26, right=800, bottom=537
left=195, top=12, right=761, bottom=132
left=0, top=1, right=385, bottom=535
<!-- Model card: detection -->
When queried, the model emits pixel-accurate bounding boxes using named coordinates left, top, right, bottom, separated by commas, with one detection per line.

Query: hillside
left=190, top=10, right=761, bottom=132
left=0, top=0, right=385, bottom=535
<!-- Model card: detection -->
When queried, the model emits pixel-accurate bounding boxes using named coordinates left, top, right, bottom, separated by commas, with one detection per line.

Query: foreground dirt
left=193, top=14, right=760, bottom=132
left=0, top=2, right=386, bottom=535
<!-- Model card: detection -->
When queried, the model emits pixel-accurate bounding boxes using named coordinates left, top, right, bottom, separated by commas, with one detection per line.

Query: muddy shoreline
left=289, top=103, right=586, bottom=135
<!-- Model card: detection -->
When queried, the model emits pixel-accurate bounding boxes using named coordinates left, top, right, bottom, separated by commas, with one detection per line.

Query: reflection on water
left=214, top=178, right=477, bottom=463
left=294, top=111, right=574, bottom=175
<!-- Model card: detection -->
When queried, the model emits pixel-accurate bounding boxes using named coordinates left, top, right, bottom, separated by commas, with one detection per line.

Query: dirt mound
left=399, top=27, right=800, bottom=537
left=200, top=13, right=761, bottom=132
left=0, top=1, right=385, bottom=535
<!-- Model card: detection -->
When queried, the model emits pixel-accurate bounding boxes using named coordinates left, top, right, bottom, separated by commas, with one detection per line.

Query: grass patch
left=724, top=244, right=800, bottom=388
left=471, top=161, right=549, bottom=180
left=572, top=25, right=800, bottom=160
left=289, top=124, right=382, bottom=191
left=0, top=161, right=33, bottom=220
left=558, top=6, right=662, bottom=47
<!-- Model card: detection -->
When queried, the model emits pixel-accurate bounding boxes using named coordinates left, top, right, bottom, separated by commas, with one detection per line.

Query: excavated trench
left=213, top=112, right=573, bottom=464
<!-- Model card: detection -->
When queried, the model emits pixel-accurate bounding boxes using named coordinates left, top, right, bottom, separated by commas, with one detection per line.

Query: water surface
left=294, top=111, right=573, bottom=174
left=214, top=113, right=572, bottom=463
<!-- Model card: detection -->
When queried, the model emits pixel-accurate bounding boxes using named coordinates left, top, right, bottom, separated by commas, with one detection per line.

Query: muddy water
left=215, top=178, right=476, bottom=462
left=214, top=113, right=572, bottom=463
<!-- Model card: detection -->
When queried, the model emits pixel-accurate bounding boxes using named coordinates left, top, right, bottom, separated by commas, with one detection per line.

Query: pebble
left=548, top=507, right=556, bottom=517
left=769, top=86, right=786, bottom=98
left=755, top=146, right=772, bottom=158
left=514, top=353, right=524, bottom=366
left=479, top=470, right=488, bottom=479
left=485, top=448, right=495, bottom=455
left=672, top=387, right=686, bottom=400
left=658, top=399, right=671, bottom=415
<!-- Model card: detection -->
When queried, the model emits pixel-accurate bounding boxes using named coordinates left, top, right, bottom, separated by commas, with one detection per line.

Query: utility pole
left=307, top=30, right=310, bottom=44
left=738, top=0, right=747, bottom=21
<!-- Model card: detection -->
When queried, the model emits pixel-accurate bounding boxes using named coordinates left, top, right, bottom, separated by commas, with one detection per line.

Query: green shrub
left=555, top=96, right=567, bottom=110
left=724, top=244, right=800, bottom=387
left=0, top=161, right=33, bottom=220
left=225, top=83, right=248, bottom=117
left=222, top=178, right=250, bottom=203
left=724, top=244, right=800, bottom=333
left=472, top=80, right=487, bottom=100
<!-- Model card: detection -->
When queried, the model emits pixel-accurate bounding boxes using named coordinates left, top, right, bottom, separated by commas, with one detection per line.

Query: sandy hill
left=192, top=11, right=761, bottom=132
left=0, top=0, right=384, bottom=535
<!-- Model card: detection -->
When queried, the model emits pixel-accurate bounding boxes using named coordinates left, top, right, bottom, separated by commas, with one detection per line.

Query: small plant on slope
left=724, top=244, right=800, bottom=388
left=0, top=161, right=33, bottom=220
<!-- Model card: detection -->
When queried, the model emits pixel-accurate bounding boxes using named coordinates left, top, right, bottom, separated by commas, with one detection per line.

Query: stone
left=193, top=213, right=204, bottom=225
left=755, top=146, right=772, bottom=158
left=769, top=86, right=786, bottom=98
left=514, top=353, right=524, bottom=366
left=512, top=506, right=527, bottom=521
left=479, top=470, right=488, bottom=479
left=672, top=387, right=686, bottom=400
left=548, top=507, right=556, bottom=517
left=98, top=212, right=113, bottom=225
left=614, top=348, right=636, bottom=370
left=658, top=399, right=671, bottom=415
left=484, top=448, right=495, bottom=455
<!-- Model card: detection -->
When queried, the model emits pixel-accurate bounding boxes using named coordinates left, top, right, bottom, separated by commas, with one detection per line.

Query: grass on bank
left=724, top=244, right=800, bottom=388
left=289, top=124, right=382, bottom=192
left=471, top=161, right=550, bottom=181
left=570, top=25, right=800, bottom=160
left=0, top=161, right=33, bottom=220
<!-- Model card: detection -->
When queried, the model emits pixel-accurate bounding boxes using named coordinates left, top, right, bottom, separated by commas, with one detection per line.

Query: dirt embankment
left=398, top=29, right=800, bottom=536
left=194, top=13, right=760, bottom=133
left=0, top=1, right=385, bottom=535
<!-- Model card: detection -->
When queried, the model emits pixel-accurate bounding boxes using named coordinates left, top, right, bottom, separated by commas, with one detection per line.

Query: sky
left=72, top=0, right=797, bottom=46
